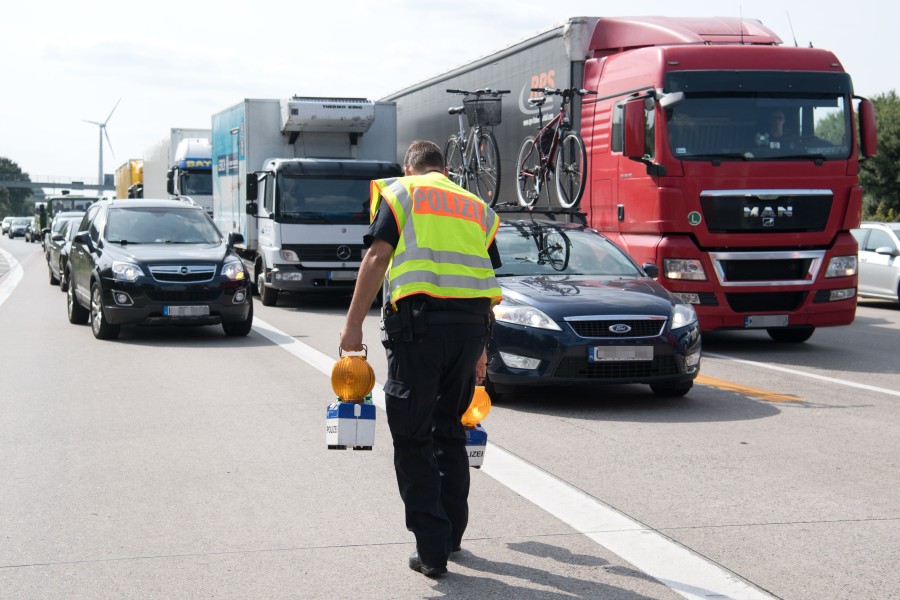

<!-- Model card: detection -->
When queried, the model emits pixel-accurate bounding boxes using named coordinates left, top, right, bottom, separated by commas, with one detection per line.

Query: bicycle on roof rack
left=516, top=87, right=596, bottom=210
left=445, top=88, right=509, bottom=206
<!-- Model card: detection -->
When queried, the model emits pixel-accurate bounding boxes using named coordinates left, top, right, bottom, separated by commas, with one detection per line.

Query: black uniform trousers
left=383, top=325, right=487, bottom=568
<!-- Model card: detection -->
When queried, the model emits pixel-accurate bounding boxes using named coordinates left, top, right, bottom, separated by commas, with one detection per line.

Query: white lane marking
left=705, top=352, right=900, bottom=398
left=253, top=317, right=775, bottom=600
left=0, top=247, right=23, bottom=308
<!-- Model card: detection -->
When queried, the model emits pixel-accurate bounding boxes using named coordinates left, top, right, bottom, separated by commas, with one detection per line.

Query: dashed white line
left=0, top=247, right=23, bottom=308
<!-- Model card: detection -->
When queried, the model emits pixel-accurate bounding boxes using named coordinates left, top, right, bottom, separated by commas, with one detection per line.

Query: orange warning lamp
left=461, top=385, right=491, bottom=427
left=331, top=346, right=376, bottom=403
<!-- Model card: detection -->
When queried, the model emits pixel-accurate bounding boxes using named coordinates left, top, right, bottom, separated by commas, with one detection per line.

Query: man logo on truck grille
left=336, top=245, right=352, bottom=260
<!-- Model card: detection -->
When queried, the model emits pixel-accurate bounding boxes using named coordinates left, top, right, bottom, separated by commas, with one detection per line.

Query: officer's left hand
left=340, top=325, right=364, bottom=353
left=475, top=348, right=487, bottom=384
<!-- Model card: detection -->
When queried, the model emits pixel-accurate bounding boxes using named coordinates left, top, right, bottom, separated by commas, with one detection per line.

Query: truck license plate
left=744, top=315, right=789, bottom=328
left=329, top=271, right=357, bottom=281
left=589, top=346, right=653, bottom=362
left=164, top=305, right=210, bottom=317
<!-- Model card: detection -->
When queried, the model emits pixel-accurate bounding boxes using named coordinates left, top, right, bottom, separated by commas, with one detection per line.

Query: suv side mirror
left=642, top=263, right=660, bottom=278
left=227, top=232, right=245, bottom=247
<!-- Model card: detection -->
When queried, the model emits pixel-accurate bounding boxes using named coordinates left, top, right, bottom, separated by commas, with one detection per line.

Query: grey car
left=851, top=222, right=900, bottom=303
left=8, top=217, right=30, bottom=239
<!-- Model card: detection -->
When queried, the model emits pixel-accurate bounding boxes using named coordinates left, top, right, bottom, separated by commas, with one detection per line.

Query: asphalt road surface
left=1, top=236, right=898, bottom=599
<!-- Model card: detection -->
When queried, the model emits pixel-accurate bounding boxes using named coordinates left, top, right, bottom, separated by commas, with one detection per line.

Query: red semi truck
left=384, top=16, right=878, bottom=342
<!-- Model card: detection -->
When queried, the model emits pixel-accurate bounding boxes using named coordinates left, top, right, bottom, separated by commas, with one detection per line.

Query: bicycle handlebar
left=446, top=88, right=510, bottom=96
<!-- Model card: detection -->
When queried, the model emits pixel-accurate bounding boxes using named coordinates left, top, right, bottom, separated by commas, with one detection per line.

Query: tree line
left=0, top=157, right=33, bottom=219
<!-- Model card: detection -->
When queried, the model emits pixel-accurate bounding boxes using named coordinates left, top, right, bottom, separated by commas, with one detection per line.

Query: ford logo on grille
left=609, top=324, right=632, bottom=334
left=336, top=245, right=352, bottom=260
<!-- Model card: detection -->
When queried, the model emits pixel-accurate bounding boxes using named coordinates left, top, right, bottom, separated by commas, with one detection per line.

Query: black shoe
left=451, top=545, right=462, bottom=553
left=408, top=551, right=447, bottom=577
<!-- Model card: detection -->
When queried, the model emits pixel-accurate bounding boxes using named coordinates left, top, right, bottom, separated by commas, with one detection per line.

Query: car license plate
left=589, top=346, right=654, bottom=362
left=164, top=305, right=210, bottom=317
left=744, top=315, right=789, bottom=328
left=329, top=271, right=357, bottom=281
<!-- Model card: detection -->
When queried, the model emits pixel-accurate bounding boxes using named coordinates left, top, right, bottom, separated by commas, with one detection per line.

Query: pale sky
left=0, top=0, right=893, bottom=185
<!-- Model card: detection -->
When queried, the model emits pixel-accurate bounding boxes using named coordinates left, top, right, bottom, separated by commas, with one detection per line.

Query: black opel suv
left=66, top=198, right=253, bottom=340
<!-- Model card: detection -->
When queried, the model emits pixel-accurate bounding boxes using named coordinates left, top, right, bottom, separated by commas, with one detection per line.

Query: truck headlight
left=222, top=260, right=246, bottom=281
left=825, top=255, right=857, bottom=278
left=112, top=261, right=143, bottom=282
left=281, top=249, right=299, bottom=261
left=671, top=303, right=698, bottom=329
left=493, top=300, right=561, bottom=331
left=663, top=258, right=707, bottom=280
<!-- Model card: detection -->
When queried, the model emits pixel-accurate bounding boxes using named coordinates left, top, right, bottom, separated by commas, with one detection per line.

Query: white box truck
left=142, top=128, right=213, bottom=215
left=211, top=97, right=401, bottom=306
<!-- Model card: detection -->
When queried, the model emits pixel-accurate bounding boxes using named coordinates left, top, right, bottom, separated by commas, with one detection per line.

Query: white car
left=851, top=222, right=900, bottom=303
left=1, top=216, right=14, bottom=235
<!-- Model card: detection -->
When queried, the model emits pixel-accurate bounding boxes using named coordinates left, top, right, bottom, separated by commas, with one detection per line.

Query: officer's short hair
left=404, top=140, right=445, bottom=173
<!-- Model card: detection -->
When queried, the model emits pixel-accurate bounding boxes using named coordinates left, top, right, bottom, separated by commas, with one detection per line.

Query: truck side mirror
left=642, top=263, right=660, bottom=278
left=245, top=173, right=259, bottom=201
left=246, top=202, right=258, bottom=216
left=166, top=170, right=175, bottom=195
left=858, top=98, right=878, bottom=159
left=623, top=99, right=646, bottom=160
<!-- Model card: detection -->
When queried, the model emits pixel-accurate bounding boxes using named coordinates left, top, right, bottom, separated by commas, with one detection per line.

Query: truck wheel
left=258, top=272, right=278, bottom=306
left=650, top=381, right=693, bottom=397
left=91, top=283, right=120, bottom=340
left=223, top=300, right=253, bottom=336
left=67, top=280, right=89, bottom=324
left=766, top=326, right=814, bottom=343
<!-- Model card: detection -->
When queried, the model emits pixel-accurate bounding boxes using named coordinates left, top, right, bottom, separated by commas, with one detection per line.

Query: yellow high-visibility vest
left=370, top=173, right=502, bottom=306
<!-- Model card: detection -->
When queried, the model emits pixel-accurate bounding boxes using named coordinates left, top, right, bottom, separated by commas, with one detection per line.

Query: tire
left=223, top=300, right=253, bottom=337
left=90, top=283, right=120, bottom=340
left=472, top=130, right=501, bottom=206
left=67, top=278, right=89, bottom=324
left=258, top=270, right=278, bottom=306
left=767, top=326, right=815, bottom=343
left=650, top=381, right=693, bottom=397
left=554, top=131, right=587, bottom=209
left=516, top=137, right=542, bottom=208
left=444, top=136, right=467, bottom=190
left=49, top=263, right=59, bottom=286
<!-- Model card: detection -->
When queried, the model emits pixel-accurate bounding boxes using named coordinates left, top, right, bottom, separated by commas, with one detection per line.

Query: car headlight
left=825, top=255, right=857, bottom=278
left=671, top=303, right=698, bottom=329
left=112, top=261, right=143, bottom=282
left=493, top=300, right=561, bottom=331
left=222, top=260, right=246, bottom=281
left=663, top=258, right=707, bottom=281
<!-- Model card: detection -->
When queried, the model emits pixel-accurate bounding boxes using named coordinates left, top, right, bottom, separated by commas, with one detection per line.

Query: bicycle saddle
left=528, top=96, right=547, bottom=108
left=448, top=106, right=465, bottom=115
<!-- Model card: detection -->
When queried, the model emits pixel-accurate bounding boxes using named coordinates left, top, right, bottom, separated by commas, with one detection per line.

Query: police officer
left=339, top=140, right=502, bottom=577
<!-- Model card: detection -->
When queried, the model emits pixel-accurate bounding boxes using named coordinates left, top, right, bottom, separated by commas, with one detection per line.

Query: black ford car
left=487, top=220, right=701, bottom=399
left=66, top=198, right=253, bottom=340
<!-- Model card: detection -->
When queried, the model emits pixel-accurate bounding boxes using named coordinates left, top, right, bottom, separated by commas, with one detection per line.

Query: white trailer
left=142, top=128, right=213, bottom=215
left=211, top=97, right=400, bottom=306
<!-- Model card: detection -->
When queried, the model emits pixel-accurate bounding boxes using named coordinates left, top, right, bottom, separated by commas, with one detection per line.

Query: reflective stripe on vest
left=371, top=174, right=501, bottom=305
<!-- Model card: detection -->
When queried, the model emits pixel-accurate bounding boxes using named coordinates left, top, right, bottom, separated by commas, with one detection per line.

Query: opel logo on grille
left=180, top=266, right=188, bottom=274
left=336, top=245, right=352, bottom=260
left=609, top=324, right=632, bottom=334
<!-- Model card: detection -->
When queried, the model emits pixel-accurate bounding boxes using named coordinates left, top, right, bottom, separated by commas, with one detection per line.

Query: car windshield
left=105, top=207, right=222, bottom=244
left=13, top=218, right=30, bottom=225
left=494, top=224, right=643, bottom=278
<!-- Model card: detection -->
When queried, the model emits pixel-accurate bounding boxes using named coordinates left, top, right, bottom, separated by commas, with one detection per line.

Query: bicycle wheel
left=554, top=131, right=587, bottom=209
left=542, top=229, right=570, bottom=272
left=445, top=136, right=467, bottom=190
left=516, top=137, right=542, bottom=208
left=473, top=130, right=501, bottom=206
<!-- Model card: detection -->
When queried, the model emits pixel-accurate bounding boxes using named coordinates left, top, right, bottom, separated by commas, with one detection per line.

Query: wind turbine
left=83, top=99, right=121, bottom=188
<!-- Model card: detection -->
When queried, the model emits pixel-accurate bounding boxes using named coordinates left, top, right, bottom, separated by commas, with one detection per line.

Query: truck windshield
left=181, top=171, right=212, bottom=196
left=276, top=175, right=369, bottom=225
left=665, top=94, right=851, bottom=162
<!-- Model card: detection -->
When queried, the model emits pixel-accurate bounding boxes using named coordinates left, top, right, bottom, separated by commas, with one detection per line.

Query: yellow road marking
left=695, top=375, right=803, bottom=403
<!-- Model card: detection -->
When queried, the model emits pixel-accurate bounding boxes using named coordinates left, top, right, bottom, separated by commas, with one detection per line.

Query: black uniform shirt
left=365, top=202, right=502, bottom=318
